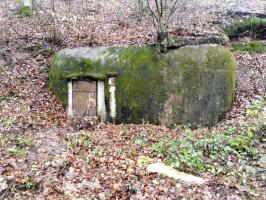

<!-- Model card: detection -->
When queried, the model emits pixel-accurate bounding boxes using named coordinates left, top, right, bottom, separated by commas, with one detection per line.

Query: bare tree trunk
left=20, top=0, right=33, bottom=17
left=51, top=0, right=55, bottom=11
left=146, top=0, right=189, bottom=52
left=85, top=0, right=88, bottom=13
left=138, top=0, right=148, bottom=14
left=68, top=0, right=71, bottom=13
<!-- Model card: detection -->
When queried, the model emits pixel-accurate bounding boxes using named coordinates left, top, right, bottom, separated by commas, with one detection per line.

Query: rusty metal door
left=72, top=80, right=97, bottom=117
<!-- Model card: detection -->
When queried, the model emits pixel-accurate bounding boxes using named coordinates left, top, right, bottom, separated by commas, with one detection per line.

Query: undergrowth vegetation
left=150, top=129, right=261, bottom=173
left=225, top=17, right=266, bottom=39
left=52, top=93, right=266, bottom=198
left=150, top=96, right=265, bottom=174
left=144, top=96, right=265, bottom=198
left=231, top=41, right=265, bottom=53
left=68, top=96, right=265, bottom=179
left=0, top=134, right=34, bottom=157
left=0, top=96, right=11, bottom=112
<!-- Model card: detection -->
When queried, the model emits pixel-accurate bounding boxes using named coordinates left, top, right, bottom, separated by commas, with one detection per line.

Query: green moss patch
left=20, top=6, right=33, bottom=17
left=65, top=72, right=107, bottom=80
left=231, top=41, right=265, bottom=53
left=224, top=17, right=266, bottom=40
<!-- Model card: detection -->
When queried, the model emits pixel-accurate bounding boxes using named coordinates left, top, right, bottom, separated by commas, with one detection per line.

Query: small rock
left=0, top=167, right=4, bottom=175
left=152, top=179, right=159, bottom=185
left=51, top=159, right=65, bottom=167
left=43, top=161, right=51, bottom=169
left=98, top=192, right=105, bottom=199
left=11, top=52, right=30, bottom=62
left=0, top=59, right=6, bottom=67
left=63, top=182, right=78, bottom=197
left=113, top=183, right=121, bottom=191
left=147, top=163, right=205, bottom=185
left=35, top=54, right=45, bottom=61
left=78, top=180, right=101, bottom=190
left=88, top=181, right=101, bottom=190
left=0, top=176, right=8, bottom=192
left=65, top=167, right=76, bottom=180
left=127, top=167, right=134, bottom=174
left=204, top=190, right=213, bottom=200
left=258, top=155, right=266, bottom=168
left=176, top=183, right=182, bottom=189
left=238, top=37, right=251, bottom=43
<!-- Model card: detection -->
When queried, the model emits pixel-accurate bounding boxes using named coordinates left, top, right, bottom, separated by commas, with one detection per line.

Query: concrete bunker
left=49, top=45, right=236, bottom=127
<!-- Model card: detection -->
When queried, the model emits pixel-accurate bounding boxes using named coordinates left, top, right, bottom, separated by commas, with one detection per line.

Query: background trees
left=145, top=0, right=194, bottom=51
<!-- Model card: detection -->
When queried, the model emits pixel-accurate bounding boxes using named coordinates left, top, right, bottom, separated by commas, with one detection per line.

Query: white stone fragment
left=0, top=176, right=8, bottom=192
left=147, top=163, right=205, bottom=185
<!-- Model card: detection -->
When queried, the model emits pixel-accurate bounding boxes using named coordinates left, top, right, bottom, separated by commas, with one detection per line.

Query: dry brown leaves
left=0, top=0, right=265, bottom=199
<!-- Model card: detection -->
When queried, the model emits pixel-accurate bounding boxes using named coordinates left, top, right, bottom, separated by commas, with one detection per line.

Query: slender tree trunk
left=138, top=0, right=148, bottom=14
left=20, top=0, right=33, bottom=17
left=51, top=0, right=55, bottom=11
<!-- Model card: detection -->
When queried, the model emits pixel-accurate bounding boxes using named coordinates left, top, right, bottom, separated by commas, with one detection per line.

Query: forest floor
left=0, top=0, right=266, bottom=199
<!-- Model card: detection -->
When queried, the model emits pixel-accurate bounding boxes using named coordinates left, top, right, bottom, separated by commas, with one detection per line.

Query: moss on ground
left=224, top=17, right=266, bottom=39
left=20, top=6, right=33, bottom=17
left=231, top=41, right=265, bottom=53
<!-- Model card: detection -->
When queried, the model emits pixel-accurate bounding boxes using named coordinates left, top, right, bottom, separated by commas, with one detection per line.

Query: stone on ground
left=147, top=163, right=206, bottom=185
left=0, top=176, right=8, bottom=192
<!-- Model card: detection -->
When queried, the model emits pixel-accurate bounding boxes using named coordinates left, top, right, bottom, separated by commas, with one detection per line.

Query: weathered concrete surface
left=49, top=45, right=236, bottom=127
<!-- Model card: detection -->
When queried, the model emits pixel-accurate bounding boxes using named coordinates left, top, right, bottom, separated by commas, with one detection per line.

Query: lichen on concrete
left=49, top=45, right=236, bottom=127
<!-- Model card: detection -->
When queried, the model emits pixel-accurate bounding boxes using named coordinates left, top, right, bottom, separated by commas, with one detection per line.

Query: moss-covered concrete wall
left=49, top=45, right=236, bottom=127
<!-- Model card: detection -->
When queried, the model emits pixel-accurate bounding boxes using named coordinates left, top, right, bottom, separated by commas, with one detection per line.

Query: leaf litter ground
left=0, top=0, right=265, bottom=199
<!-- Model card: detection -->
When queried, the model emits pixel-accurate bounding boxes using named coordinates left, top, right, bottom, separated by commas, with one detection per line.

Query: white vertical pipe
left=67, top=81, right=73, bottom=116
left=109, top=85, right=116, bottom=119
left=97, top=81, right=106, bottom=122
left=108, top=77, right=116, bottom=121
